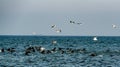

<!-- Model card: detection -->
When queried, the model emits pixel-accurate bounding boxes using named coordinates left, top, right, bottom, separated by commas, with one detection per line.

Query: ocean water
left=0, top=36, right=120, bottom=67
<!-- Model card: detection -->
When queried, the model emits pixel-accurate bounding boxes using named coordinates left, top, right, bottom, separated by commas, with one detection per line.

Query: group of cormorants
left=0, top=48, right=15, bottom=53
left=1, top=45, right=118, bottom=57
left=24, top=46, right=87, bottom=55
left=0, top=46, right=89, bottom=56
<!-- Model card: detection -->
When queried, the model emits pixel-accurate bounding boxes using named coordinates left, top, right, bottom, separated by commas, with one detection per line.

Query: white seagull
left=56, top=29, right=61, bottom=33
left=93, top=36, right=98, bottom=41
left=112, top=24, right=117, bottom=28
left=52, top=40, right=57, bottom=44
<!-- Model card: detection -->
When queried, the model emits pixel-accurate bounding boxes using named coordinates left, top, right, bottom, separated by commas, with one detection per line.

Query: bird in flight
left=70, top=21, right=82, bottom=25
left=112, top=24, right=117, bottom=29
left=51, top=25, right=62, bottom=33
left=51, top=25, right=56, bottom=28
left=56, top=29, right=62, bottom=33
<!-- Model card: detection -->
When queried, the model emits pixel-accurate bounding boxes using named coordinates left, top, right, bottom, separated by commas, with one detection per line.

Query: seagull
left=70, top=21, right=82, bottom=25
left=51, top=25, right=56, bottom=28
left=112, top=24, right=117, bottom=28
left=56, top=29, right=61, bottom=33
left=52, top=40, right=57, bottom=44
left=93, top=36, right=98, bottom=41
left=51, top=24, right=62, bottom=33
left=40, top=47, right=45, bottom=52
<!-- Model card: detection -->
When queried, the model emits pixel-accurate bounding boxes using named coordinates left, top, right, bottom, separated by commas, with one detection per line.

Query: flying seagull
left=51, top=25, right=56, bottom=28
left=70, top=21, right=82, bottom=25
left=112, top=24, right=117, bottom=28
left=51, top=24, right=62, bottom=33
left=56, top=29, right=61, bottom=33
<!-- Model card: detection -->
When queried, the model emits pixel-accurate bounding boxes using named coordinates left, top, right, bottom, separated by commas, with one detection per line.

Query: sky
left=0, top=0, right=120, bottom=36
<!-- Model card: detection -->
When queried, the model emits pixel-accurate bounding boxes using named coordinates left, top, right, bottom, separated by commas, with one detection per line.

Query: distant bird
left=56, top=29, right=61, bottom=33
left=0, top=49, right=2, bottom=52
left=70, top=21, right=72, bottom=23
left=52, top=40, right=57, bottom=44
left=112, top=24, right=117, bottom=28
left=98, top=55, right=103, bottom=58
left=70, top=21, right=75, bottom=24
left=70, top=21, right=82, bottom=25
left=7, top=48, right=15, bottom=53
left=76, top=23, right=82, bottom=25
left=0, top=49, right=4, bottom=52
left=93, top=36, right=98, bottom=41
left=51, top=25, right=56, bottom=28
left=51, top=24, right=62, bottom=33
left=40, top=47, right=45, bottom=52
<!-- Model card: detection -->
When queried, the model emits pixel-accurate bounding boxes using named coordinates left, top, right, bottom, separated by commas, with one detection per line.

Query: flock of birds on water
left=0, top=39, right=117, bottom=57
left=0, top=44, right=100, bottom=57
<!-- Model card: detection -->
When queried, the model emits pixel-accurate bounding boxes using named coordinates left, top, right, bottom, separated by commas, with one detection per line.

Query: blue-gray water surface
left=0, top=36, right=120, bottom=67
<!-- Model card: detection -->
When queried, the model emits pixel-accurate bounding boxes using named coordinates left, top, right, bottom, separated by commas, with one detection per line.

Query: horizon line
left=0, top=34, right=120, bottom=37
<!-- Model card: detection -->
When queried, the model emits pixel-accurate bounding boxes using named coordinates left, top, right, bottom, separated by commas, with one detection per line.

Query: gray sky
left=0, top=0, right=120, bottom=36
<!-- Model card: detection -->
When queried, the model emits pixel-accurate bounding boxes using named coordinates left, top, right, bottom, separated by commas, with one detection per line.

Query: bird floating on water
left=0, top=49, right=2, bottom=53
left=93, top=36, right=98, bottom=41
left=52, top=40, right=57, bottom=44
left=40, top=47, right=45, bottom=52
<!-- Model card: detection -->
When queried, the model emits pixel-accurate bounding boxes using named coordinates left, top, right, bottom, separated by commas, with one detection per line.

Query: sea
left=0, top=36, right=120, bottom=67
